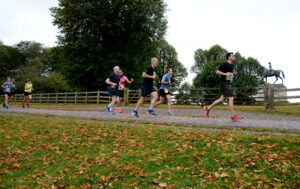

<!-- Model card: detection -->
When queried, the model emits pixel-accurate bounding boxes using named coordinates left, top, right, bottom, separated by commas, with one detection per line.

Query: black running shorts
left=220, top=82, right=233, bottom=97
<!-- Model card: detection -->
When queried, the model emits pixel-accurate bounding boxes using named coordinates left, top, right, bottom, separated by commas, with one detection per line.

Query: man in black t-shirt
left=105, top=66, right=120, bottom=115
left=203, top=52, right=243, bottom=122
left=132, top=58, right=158, bottom=117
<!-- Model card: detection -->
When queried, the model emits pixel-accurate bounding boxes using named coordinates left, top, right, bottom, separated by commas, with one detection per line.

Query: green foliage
left=0, top=44, right=25, bottom=77
left=155, top=40, right=188, bottom=88
left=50, top=0, right=168, bottom=90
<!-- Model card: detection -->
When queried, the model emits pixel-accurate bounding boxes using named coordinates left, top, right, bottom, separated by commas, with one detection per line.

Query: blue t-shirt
left=160, top=74, right=171, bottom=89
left=3, top=82, right=13, bottom=93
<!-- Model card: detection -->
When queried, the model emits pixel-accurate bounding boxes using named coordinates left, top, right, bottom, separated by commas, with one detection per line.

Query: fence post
left=64, top=92, right=67, bottom=103
left=56, top=92, right=58, bottom=103
left=85, top=91, right=88, bottom=104
left=47, top=93, right=49, bottom=103
left=40, top=93, right=42, bottom=103
left=201, top=89, right=204, bottom=107
left=97, top=90, right=100, bottom=104
left=124, top=89, right=128, bottom=106
left=75, top=92, right=77, bottom=104
left=265, top=84, right=274, bottom=110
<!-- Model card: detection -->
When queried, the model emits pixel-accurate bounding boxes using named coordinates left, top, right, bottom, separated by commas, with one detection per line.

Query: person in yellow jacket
left=22, top=79, right=33, bottom=108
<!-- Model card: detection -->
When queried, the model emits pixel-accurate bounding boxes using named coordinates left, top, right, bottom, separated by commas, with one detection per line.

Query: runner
left=154, top=68, right=173, bottom=116
left=22, top=79, right=33, bottom=108
left=105, top=66, right=120, bottom=115
left=203, top=52, right=243, bottom=122
left=115, top=69, right=134, bottom=113
left=132, top=57, right=158, bottom=117
left=1, top=77, right=13, bottom=109
left=9, top=78, right=16, bottom=107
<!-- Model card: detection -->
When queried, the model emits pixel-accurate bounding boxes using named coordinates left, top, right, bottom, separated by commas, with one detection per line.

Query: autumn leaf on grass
left=159, top=183, right=168, bottom=188
left=215, top=172, right=229, bottom=178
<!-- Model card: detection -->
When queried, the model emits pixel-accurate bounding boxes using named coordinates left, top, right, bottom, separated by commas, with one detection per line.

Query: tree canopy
left=50, top=0, right=168, bottom=90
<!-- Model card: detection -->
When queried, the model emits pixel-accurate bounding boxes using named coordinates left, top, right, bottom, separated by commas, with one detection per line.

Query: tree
left=50, top=0, right=168, bottom=90
left=0, top=44, right=25, bottom=78
left=155, top=40, right=188, bottom=88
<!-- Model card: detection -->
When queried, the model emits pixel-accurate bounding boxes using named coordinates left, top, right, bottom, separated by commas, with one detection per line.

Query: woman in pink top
left=116, top=70, right=133, bottom=113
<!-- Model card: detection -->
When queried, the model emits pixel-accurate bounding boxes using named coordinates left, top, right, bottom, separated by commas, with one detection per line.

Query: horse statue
left=260, top=63, right=285, bottom=84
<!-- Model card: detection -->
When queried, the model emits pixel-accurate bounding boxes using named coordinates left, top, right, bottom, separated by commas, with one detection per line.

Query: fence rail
left=1, top=85, right=299, bottom=110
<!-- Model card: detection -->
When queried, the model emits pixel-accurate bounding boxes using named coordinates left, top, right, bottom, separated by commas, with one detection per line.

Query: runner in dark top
left=105, top=66, right=120, bottom=115
left=132, top=58, right=159, bottom=117
left=203, top=52, right=243, bottom=122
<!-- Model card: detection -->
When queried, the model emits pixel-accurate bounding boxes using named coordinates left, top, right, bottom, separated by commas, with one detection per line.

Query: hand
left=112, top=83, right=117, bottom=86
left=226, top=72, right=233, bottom=77
left=130, top=78, right=134, bottom=82
left=233, top=71, right=238, bottom=75
left=169, top=81, right=172, bottom=85
left=152, top=75, right=156, bottom=79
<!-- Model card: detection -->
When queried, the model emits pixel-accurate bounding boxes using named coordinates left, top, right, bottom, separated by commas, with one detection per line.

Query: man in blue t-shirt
left=154, top=68, right=173, bottom=116
left=203, top=52, right=243, bottom=122
left=132, top=58, right=158, bottom=117
left=1, top=77, right=13, bottom=109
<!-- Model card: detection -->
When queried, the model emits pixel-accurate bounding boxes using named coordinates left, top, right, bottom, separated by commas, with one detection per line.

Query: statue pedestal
left=273, top=84, right=288, bottom=104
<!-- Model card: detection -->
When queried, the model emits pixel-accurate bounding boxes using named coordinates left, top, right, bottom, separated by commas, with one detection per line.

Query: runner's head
left=7, top=77, right=11, bottom=82
left=27, top=79, right=31, bottom=84
left=113, top=66, right=120, bottom=74
left=119, top=70, right=123, bottom=76
left=166, top=68, right=173, bottom=76
left=151, top=57, right=158, bottom=68
left=226, top=52, right=235, bottom=62
left=11, top=78, right=15, bottom=82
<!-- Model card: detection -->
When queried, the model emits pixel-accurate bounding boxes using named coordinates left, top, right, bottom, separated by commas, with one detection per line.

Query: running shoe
left=106, top=105, right=114, bottom=115
left=147, top=109, right=157, bottom=116
left=132, top=110, right=139, bottom=117
left=2, top=103, right=5, bottom=108
left=115, top=109, right=121, bottom=113
left=27, top=104, right=30, bottom=108
left=22, top=104, right=25, bottom=108
left=167, top=112, right=173, bottom=116
left=204, top=106, right=210, bottom=117
left=231, top=115, right=243, bottom=122
left=4, top=106, right=8, bottom=109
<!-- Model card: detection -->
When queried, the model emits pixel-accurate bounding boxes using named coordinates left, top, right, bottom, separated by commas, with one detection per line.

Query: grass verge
left=1, top=115, right=299, bottom=188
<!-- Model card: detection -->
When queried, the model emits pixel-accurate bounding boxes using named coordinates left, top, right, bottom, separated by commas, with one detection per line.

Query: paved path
left=1, top=107, right=300, bottom=131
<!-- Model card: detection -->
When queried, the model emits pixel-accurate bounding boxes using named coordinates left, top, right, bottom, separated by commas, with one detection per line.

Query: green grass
left=1, top=116, right=299, bottom=188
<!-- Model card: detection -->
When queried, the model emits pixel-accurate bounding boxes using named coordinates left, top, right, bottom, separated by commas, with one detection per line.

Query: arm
left=142, top=72, right=155, bottom=79
left=125, top=77, right=134, bottom=84
left=161, top=79, right=171, bottom=84
left=105, top=78, right=117, bottom=86
left=1, top=83, right=5, bottom=88
left=216, top=70, right=233, bottom=76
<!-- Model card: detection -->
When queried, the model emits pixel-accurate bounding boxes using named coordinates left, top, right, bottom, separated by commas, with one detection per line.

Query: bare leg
left=166, top=95, right=172, bottom=112
left=207, top=95, right=225, bottom=110
left=154, top=96, right=165, bottom=108
left=118, top=97, right=123, bottom=108
left=22, top=96, right=27, bottom=106
left=9, top=96, right=13, bottom=105
left=149, top=92, right=158, bottom=110
left=228, top=97, right=235, bottom=116
left=4, top=94, right=8, bottom=107
left=134, top=96, right=146, bottom=110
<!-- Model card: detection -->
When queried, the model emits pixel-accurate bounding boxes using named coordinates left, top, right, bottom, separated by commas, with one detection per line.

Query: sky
left=1, top=0, right=300, bottom=90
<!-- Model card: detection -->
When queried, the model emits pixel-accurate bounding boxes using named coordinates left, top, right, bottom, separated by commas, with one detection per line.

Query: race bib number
left=153, top=72, right=156, bottom=78
left=226, top=73, right=234, bottom=81
left=118, top=85, right=125, bottom=90
left=28, top=88, right=32, bottom=92
left=6, top=88, right=11, bottom=93
left=164, top=88, right=169, bottom=93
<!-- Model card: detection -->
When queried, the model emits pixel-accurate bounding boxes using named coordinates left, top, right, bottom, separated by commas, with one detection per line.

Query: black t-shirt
left=143, top=66, right=156, bottom=86
left=218, top=62, right=234, bottom=83
left=107, top=72, right=120, bottom=86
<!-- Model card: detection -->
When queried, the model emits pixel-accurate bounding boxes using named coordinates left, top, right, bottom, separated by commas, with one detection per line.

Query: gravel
left=1, top=106, right=300, bottom=131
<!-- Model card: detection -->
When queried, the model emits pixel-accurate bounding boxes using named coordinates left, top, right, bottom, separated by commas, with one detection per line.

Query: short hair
left=166, top=68, right=172, bottom=73
left=226, top=52, right=233, bottom=60
left=151, top=57, right=158, bottom=63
